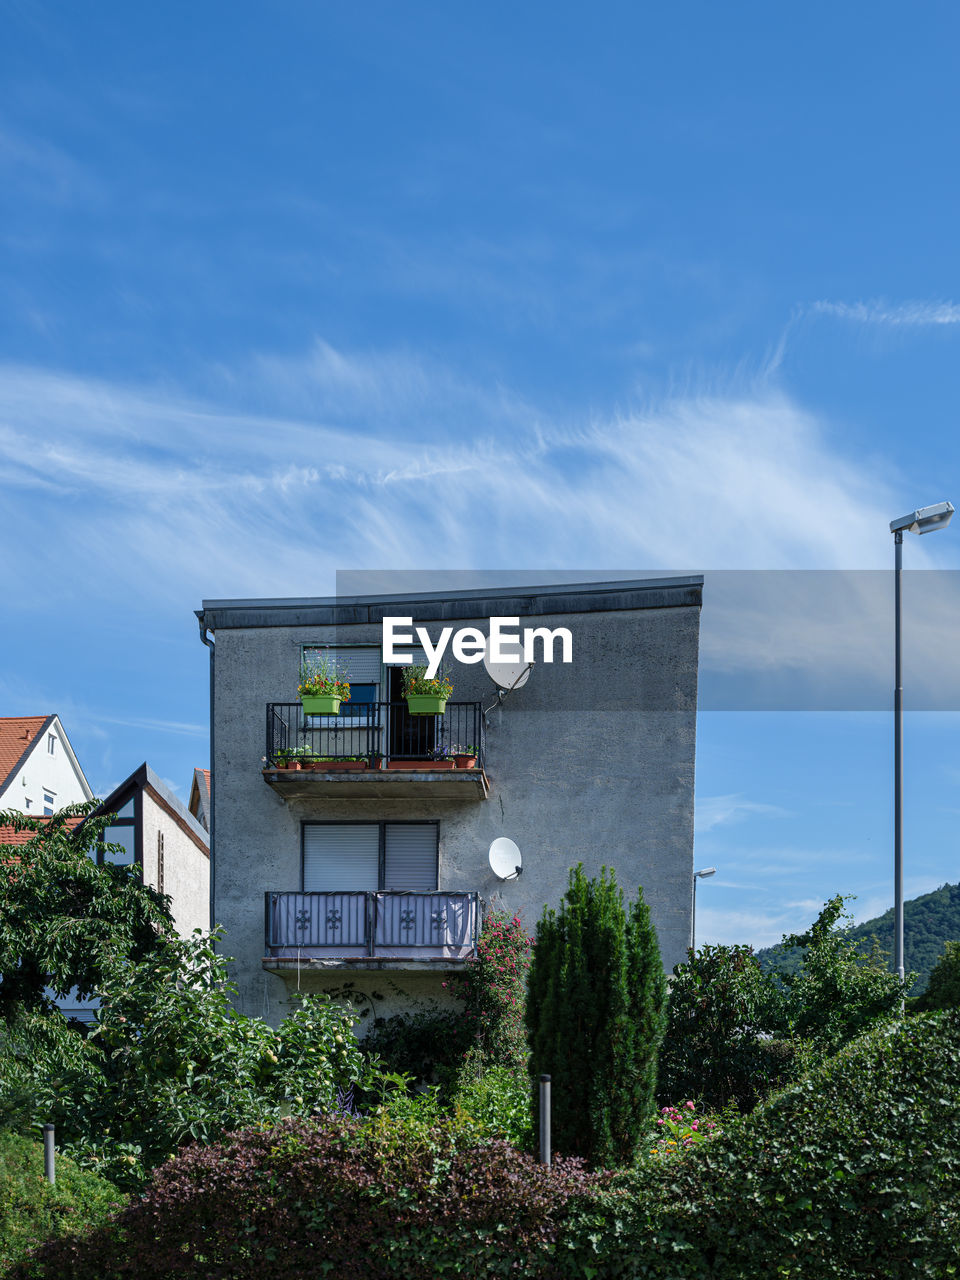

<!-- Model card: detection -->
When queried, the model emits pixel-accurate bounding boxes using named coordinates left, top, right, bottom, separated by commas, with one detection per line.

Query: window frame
left=300, top=819, right=439, bottom=892
left=96, top=790, right=142, bottom=871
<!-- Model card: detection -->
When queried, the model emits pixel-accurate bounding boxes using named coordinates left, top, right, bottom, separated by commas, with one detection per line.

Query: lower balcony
left=263, top=890, right=480, bottom=973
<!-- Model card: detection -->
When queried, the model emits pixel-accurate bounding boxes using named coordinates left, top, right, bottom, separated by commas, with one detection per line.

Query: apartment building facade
left=197, top=577, right=703, bottom=1026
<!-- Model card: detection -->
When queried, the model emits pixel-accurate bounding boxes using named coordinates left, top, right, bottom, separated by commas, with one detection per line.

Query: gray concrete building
left=196, top=577, right=703, bottom=1027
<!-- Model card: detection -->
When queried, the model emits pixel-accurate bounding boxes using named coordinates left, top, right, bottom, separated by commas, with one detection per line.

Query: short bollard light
left=539, top=1074, right=551, bottom=1168
left=43, top=1123, right=55, bottom=1186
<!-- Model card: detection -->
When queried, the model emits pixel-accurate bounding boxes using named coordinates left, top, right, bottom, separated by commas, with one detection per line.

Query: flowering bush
left=298, top=655, right=350, bottom=701
left=401, top=664, right=453, bottom=699
left=448, top=909, right=532, bottom=1074
left=648, top=1100, right=721, bottom=1156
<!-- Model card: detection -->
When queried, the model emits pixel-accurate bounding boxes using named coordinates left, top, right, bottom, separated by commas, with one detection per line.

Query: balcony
left=263, top=702, right=488, bottom=799
left=263, top=890, right=480, bottom=972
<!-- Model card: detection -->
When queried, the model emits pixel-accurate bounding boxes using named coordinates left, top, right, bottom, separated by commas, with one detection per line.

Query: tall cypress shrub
left=525, top=864, right=668, bottom=1167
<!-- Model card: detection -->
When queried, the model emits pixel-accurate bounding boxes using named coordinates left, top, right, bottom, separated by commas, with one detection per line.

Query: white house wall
left=141, top=790, right=210, bottom=937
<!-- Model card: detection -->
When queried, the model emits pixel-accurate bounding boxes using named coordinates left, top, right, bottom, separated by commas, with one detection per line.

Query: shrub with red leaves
left=13, top=1116, right=601, bottom=1280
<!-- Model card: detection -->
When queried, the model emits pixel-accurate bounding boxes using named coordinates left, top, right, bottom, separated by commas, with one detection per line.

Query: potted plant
left=299, top=655, right=351, bottom=716
left=314, top=755, right=367, bottom=772
left=368, top=751, right=384, bottom=770
left=401, top=665, right=452, bottom=715
left=449, top=743, right=478, bottom=769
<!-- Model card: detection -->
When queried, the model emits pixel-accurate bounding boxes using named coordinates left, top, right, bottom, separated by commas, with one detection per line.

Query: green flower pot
left=405, top=694, right=449, bottom=716
left=301, top=693, right=342, bottom=715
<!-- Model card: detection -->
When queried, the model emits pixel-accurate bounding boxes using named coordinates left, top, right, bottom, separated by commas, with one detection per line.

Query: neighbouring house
left=0, top=715, right=93, bottom=816
left=189, top=767, right=211, bottom=832
left=1, top=757, right=211, bottom=1024
left=196, top=576, right=703, bottom=1027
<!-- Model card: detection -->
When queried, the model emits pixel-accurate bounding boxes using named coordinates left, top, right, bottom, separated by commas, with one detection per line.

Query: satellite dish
left=489, top=837, right=522, bottom=880
left=483, top=637, right=533, bottom=691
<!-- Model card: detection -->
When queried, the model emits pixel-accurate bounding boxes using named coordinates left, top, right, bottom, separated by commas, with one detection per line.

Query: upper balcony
left=262, top=701, right=489, bottom=800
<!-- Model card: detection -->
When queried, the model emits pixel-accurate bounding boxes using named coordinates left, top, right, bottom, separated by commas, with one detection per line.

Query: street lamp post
left=888, top=501, right=954, bottom=984
left=691, top=866, right=716, bottom=953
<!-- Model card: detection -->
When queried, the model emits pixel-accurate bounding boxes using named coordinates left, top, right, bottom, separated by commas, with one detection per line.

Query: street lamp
left=691, top=866, right=717, bottom=953
left=889, top=501, right=954, bottom=984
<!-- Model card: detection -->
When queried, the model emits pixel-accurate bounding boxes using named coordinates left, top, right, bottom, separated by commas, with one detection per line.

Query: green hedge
left=14, top=1013, right=960, bottom=1279
left=559, top=1011, right=960, bottom=1278
left=0, top=1129, right=123, bottom=1271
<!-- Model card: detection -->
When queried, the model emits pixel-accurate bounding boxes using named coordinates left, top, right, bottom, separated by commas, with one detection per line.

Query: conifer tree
left=525, top=864, right=668, bottom=1167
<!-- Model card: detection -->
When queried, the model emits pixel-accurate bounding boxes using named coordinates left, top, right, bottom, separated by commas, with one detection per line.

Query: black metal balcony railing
left=264, top=890, right=480, bottom=961
left=265, top=701, right=484, bottom=769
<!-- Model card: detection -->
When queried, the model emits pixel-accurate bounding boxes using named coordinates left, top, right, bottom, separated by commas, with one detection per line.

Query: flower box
left=303, top=759, right=366, bottom=771
left=300, top=694, right=342, bottom=715
left=404, top=694, right=449, bottom=716
left=387, top=759, right=456, bottom=770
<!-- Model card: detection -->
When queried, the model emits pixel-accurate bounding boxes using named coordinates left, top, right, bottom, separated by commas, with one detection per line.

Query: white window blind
left=384, top=824, right=438, bottom=890
left=303, top=825, right=379, bottom=892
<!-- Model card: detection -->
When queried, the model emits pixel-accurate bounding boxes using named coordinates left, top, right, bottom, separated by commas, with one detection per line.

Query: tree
left=0, top=807, right=373, bottom=1190
left=657, top=943, right=783, bottom=1111
left=914, top=939, right=960, bottom=1012
left=525, top=865, right=667, bottom=1167
left=0, top=805, right=174, bottom=1019
left=778, top=895, right=910, bottom=1053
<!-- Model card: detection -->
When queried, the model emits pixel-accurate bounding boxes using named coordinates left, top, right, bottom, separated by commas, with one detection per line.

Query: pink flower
left=686, top=1101, right=695, bottom=1111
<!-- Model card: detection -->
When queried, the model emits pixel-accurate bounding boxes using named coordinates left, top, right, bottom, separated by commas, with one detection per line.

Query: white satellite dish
left=489, top=836, right=522, bottom=880
left=483, top=636, right=533, bottom=691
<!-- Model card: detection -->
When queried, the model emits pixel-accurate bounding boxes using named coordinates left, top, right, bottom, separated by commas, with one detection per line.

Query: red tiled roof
left=0, top=815, right=85, bottom=847
left=0, top=716, right=52, bottom=791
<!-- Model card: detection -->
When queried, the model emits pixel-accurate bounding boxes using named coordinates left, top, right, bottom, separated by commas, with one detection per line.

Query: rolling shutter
left=303, top=647, right=382, bottom=685
left=383, top=824, right=438, bottom=890
left=303, top=824, right=379, bottom=892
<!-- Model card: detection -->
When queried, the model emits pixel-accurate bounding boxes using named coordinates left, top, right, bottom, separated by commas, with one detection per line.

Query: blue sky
left=3, top=1, right=960, bottom=950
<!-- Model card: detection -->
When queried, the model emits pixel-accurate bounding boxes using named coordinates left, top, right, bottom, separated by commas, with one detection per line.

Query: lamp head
left=694, top=867, right=717, bottom=879
left=890, top=501, right=954, bottom=535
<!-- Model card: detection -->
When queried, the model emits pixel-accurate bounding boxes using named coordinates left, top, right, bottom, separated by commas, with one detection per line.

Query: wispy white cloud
left=810, top=299, right=960, bottom=327
left=695, top=793, right=790, bottom=833
left=0, top=340, right=918, bottom=627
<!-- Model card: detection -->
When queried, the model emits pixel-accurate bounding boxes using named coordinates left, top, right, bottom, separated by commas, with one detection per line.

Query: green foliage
left=361, top=1008, right=470, bottom=1096
left=449, top=909, right=532, bottom=1074
left=0, top=805, right=176, bottom=1019
left=914, top=939, right=960, bottom=1011
left=757, top=880, right=960, bottom=995
left=657, top=943, right=789, bottom=1111
left=0, top=1128, right=123, bottom=1269
left=560, top=1011, right=960, bottom=1278
left=0, top=959, right=372, bottom=1190
left=777, top=896, right=909, bottom=1053
left=0, top=810, right=375, bottom=1191
left=453, top=1065, right=533, bottom=1149
left=526, top=865, right=668, bottom=1167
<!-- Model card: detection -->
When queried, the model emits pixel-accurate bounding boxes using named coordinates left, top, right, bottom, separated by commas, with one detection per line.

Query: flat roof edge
left=197, top=575, right=704, bottom=630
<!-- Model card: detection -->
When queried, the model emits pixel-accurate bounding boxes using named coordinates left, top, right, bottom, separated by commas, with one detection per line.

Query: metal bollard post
left=42, top=1124, right=55, bottom=1186
left=538, top=1074, right=551, bottom=1167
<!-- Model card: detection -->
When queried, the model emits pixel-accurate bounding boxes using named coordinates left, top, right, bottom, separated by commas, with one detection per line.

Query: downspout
left=197, top=614, right=215, bottom=948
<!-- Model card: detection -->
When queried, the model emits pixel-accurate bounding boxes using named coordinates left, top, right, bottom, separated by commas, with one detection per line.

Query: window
left=303, top=822, right=438, bottom=892
left=47, top=733, right=56, bottom=755
left=24, top=797, right=31, bottom=810
left=97, top=792, right=137, bottom=867
left=42, top=792, right=54, bottom=816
